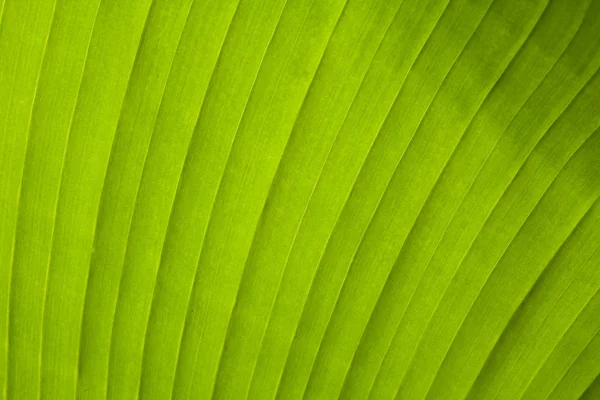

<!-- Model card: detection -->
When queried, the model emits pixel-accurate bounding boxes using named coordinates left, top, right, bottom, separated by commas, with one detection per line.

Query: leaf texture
left=1, top=0, right=600, bottom=399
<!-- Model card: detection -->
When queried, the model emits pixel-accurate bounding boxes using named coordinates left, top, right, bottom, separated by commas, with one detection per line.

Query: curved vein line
left=299, top=0, right=500, bottom=396
left=368, top=44, right=550, bottom=399
left=83, top=0, right=197, bottom=383
left=389, top=59, right=600, bottom=400
left=478, top=40, right=600, bottom=400
left=474, top=222, right=600, bottom=400
left=2, top=0, right=41, bottom=397
left=125, top=4, right=200, bottom=400
left=2, top=3, right=35, bottom=398
left=72, top=0, right=188, bottom=396
left=514, top=207, right=600, bottom=398
left=481, top=14, right=600, bottom=399
left=38, top=0, right=103, bottom=397
left=484, top=74, right=600, bottom=400
left=447, top=35, right=600, bottom=397
left=300, top=3, right=492, bottom=399
left=79, top=0, right=199, bottom=397
left=544, top=287, right=600, bottom=400
left=246, top=1, right=400, bottom=395
left=159, top=0, right=293, bottom=397
left=443, top=192, right=600, bottom=400
left=581, top=367, right=600, bottom=399
left=270, top=0, right=457, bottom=397
left=0, top=0, right=6, bottom=31
left=413, top=4, right=560, bottom=398
left=167, top=3, right=277, bottom=391
left=486, top=210, right=600, bottom=400
left=35, top=1, right=104, bottom=398
left=5, top=1, right=56, bottom=397
left=479, top=214, right=600, bottom=399
left=91, top=2, right=201, bottom=395
left=482, top=241, right=600, bottom=399
left=537, top=310, right=600, bottom=400
left=203, top=2, right=365, bottom=398
left=243, top=0, right=406, bottom=396
left=421, top=120, right=600, bottom=400
left=185, top=5, right=297, bottom=395
left=460, top=14, right=595, bottom=399
left=351, top=3, right=557, bottom=397
left=103, top=0, right=242, bottom=396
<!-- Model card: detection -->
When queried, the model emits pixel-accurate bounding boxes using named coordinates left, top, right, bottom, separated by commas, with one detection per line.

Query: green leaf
left=2, top=0, right=600, bottom=398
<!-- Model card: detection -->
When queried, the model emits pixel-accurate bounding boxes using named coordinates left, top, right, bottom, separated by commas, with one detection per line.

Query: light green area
left=1, top=0, right=600, bottom=399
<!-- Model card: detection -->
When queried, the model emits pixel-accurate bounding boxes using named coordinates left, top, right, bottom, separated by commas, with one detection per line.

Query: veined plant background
left=1, top=0, right=600, bottom=398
